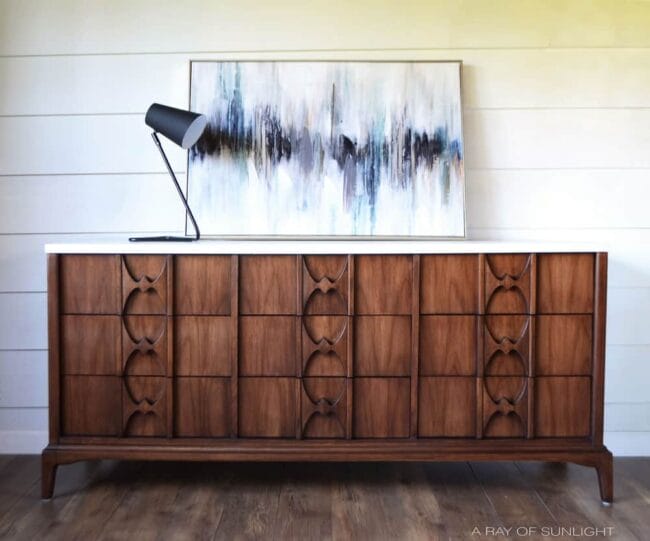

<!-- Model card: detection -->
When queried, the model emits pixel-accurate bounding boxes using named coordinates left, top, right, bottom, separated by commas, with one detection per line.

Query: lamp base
left=129, top=235, right=197, bottom=242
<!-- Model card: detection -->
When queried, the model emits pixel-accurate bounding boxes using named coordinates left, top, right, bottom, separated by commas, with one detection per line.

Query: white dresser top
left=44, top=239, right=606, bottom=255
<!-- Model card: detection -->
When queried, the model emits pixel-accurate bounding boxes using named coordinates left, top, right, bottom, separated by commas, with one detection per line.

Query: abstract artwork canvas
left=187, top=61, right=465, bottom=237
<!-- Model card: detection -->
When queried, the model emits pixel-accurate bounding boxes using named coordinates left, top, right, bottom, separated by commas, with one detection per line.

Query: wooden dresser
left=42, top=241, right=612, bottom=502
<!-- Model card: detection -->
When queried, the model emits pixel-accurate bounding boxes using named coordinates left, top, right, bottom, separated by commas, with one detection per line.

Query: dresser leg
left=595, top=450, right=614, bottom=504
left=41, top=450, right=58, bottom=499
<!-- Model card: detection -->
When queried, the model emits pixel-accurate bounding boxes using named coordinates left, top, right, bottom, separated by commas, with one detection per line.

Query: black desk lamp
left=129, top=103, right=207, bottom=242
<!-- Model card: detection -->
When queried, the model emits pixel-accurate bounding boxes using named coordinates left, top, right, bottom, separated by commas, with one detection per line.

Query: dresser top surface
left=44, top=239, right=606, bottom=255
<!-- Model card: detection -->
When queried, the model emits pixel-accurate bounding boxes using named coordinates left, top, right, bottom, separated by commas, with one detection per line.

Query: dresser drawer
left=239, top=316, right=298, bottom=376
left=355, top=255, right=413, bottom=314
left=174, top=316, right=231, bottom=376
left=61, top=315, right=121, bottom=375
left=418, top=377, right=475, bottom=437
left=420, top=316, right=477, bottom=376
left=174, top=255, right=231, bottom=315
left=61, top=375, right=121, bottom=436
left=238, top=377, right=298, bottom=438
left=537, top=254, right=594, bottom=314
left=60, top=255, right=121, bottom=314
left=354, top=316, right=411, bottom=376
left=174, top=377, right=231, bottom=437
left=353, top=377, right=410, bottom=438
left=420, top=255, right=479, bottom=314
left=535, top=315, right=592, bottom=375
left=239, top=256, right=298, bottom=314
left=535, top=376, right=591, bottom=437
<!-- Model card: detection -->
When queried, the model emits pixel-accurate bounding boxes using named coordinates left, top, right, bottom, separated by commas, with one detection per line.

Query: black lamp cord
left=151, top=131, right=201, bottom=240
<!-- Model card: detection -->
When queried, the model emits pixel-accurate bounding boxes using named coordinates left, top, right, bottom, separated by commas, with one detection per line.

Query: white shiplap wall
left=1, top=0, right=650, bottom=454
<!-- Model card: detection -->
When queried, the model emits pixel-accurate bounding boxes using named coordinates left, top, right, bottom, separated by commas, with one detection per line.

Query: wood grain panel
left=353, top=378, right=410, bottom=438
left=484, top=254, right=532, bottom=314
left=483, top=315, right=531, bottom=376
left=535, top=376, right=591, bottom=437
left=355, top=256, right=412, bottom=314
left=61, top=315, right=120, bottom=375
left=419, top=316, right=476, bottom=375
left=174, top=316, right=231, bottom=376
left=418, top=377, right=475, bottom=437
left=302, top=315, right=348, bottom=377
left=239, top=256, right=297, bottom=315
left=482, top=376, right=528, bottom=438
left=174, top=377, right=230, bottom=437
left=122, top=376, right=167, bottom=437
left=301, top=377, right=347, bottom=438
left=537, top=254, right=594, bottom=314
left=122, top=255, right=168, bottom=315
left=420, top=255, right=478, bottom=313
left=238, top=378, right=297, bottom=438
left=354, top=316, right=411, bottom=376
left=174, top=256, right=231, bottom=315
left=60, top=255, right=120, bottom=314
left=61, top=376, right=121, bottom=436
left=535, top=315, right=592, bottom=375
left=302, top=255, right=349, bottom=315
left=122, top=315, right=167, bottom=376
left=239, top=316, right=297, bottom=376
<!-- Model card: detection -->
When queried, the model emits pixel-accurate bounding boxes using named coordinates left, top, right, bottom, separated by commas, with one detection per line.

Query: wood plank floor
left=0, top=457, right=647, bottom=540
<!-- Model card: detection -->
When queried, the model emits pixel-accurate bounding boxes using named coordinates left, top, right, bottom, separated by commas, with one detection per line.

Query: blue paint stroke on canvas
left=188, top=61, right=465, bottom=236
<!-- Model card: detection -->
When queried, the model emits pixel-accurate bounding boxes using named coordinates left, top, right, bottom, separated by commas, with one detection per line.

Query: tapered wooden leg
left=41, top=450, right=58, bottom=499
left=595, top=450, right=614, bottom=504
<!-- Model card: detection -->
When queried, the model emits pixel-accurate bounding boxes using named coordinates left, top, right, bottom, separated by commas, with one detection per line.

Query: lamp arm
left=151, top=131, right=201, bottom=240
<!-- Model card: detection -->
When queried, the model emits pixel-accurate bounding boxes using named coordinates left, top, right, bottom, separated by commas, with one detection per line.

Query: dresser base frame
left=41, top=440, right=613, bottom=503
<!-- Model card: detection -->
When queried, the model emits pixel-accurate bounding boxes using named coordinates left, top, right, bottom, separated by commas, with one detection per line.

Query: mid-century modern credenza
left=42, top=241, right=612, bottom=502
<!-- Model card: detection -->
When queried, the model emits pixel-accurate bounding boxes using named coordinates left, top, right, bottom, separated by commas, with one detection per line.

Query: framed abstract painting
left=187, top=60, right=465, bottom=238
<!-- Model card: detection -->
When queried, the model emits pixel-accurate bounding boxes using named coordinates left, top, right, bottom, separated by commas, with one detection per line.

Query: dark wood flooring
left=0, top=456, right=647, bottom=540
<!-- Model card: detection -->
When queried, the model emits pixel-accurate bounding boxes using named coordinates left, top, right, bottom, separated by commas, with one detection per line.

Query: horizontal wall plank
left=0, top=54, right=189, bottom=116
left=604, top=432, right=650, bottom=457
left=0, top=293, right=46, bottom=350
left=0, top=351, right=47, bottom=407
left=607, top=288, right=650, bottom=346
left=605, top=403, right=650, bottom=432
left=0, top=175, right=185, bottom=234
left=0, top=115, right=186, bottom=175
left=605, top=346, right=650, bottom=403
left=0, top=407, right=47, bottom=431
left=2, top=169, right=648, bottom=235
left=467, top=169, right=650, bottom=229
left=3, top=110, right=650, bottom=175
left=1, top=0, right=650, bottom=55
left=3, top=49, right=650, bottom=116
left=461, top=48, right=650, bottom=110
left=0, top=430, right=47, bottom=454
left=0, top=235, right=48, bottom=293
left=463, top=109, right=650, bottom=169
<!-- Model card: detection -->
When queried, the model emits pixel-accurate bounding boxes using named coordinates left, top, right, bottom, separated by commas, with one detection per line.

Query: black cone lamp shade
left=145, top=103, right=207, bottom=149
left=129, top=103, right=208, bottom=242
